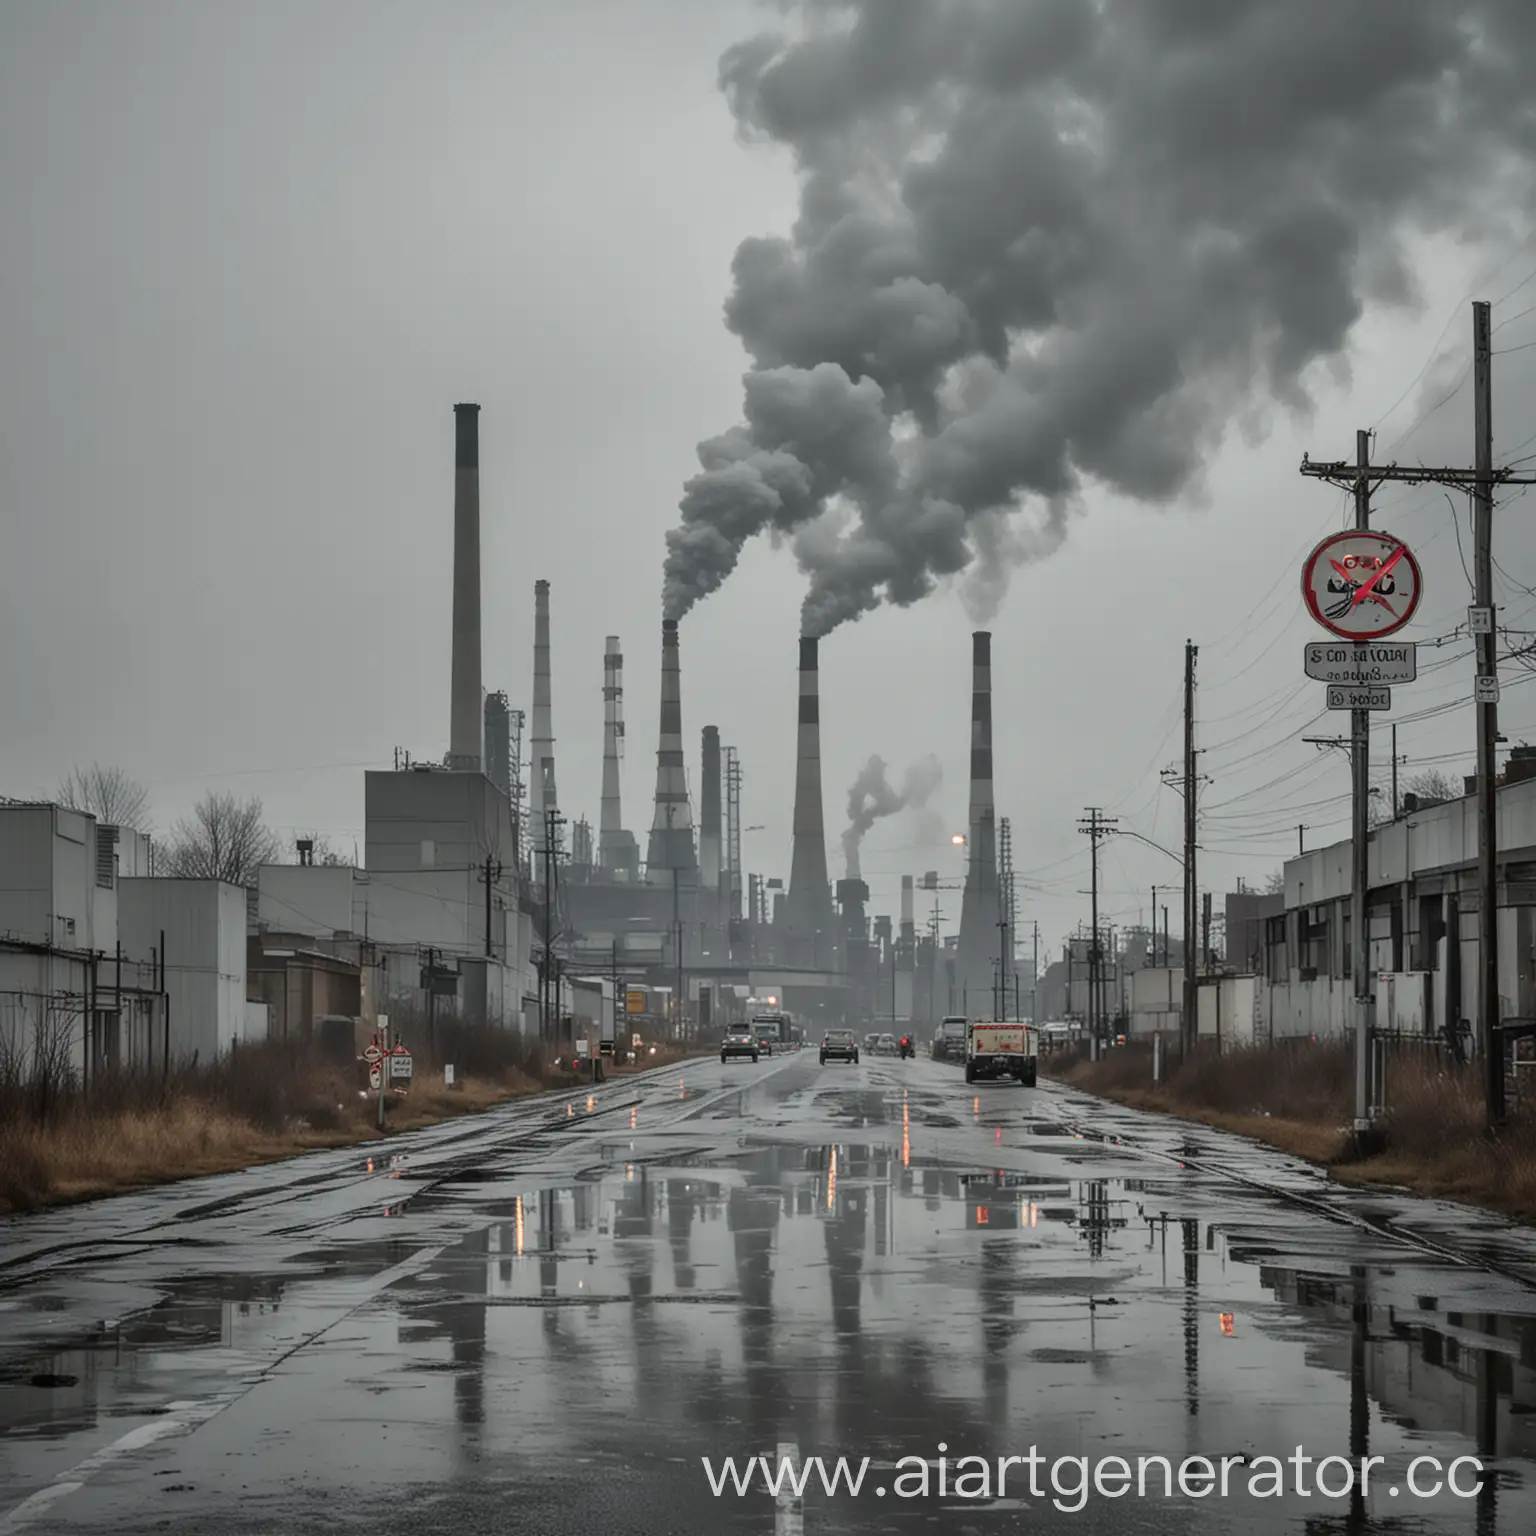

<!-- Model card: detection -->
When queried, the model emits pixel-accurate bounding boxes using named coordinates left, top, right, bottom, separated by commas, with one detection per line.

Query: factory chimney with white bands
left=448, top=404, right=483, bottom=771
left=599, top=636, right=639, bottom=881
left=956, top=631, right=1002, bottom=1011
left=785, top=636, right=835, bottom=968
left=646, top=619, right=697, bottom=879
left=531, top=580, right=560, bottom=852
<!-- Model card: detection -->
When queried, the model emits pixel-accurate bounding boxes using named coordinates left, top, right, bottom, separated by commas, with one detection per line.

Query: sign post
left=375, top=1014, right=390, bottom=1130
left=1300, top=506, right=1423, bottom=1142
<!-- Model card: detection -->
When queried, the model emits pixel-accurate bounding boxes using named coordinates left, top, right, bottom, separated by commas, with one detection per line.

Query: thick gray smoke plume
left=842, top=753, right=943, bottom=878
left=663, top=0, right=1536, bottom=635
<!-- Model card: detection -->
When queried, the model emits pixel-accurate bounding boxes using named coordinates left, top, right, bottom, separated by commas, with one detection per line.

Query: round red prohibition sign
left=1301, top=529, right=1421, bottom=640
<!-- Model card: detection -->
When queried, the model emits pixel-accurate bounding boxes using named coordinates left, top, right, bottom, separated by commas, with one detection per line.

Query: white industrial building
left=0, top=802, right=171, bottom=1073
left=118, top=877, right=251, bottom=1063
left=254, top=764, right=537, bottom=1032
left=1119, top=755, right=1536, bottom=1050
left=1256, top=760, right=1536, bottom=1043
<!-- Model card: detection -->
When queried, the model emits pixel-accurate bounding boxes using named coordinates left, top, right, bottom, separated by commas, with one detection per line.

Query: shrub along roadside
left=1042, top=1039, right=1536, bottom=1225
left=0, top=1030, right=700, bottom=1216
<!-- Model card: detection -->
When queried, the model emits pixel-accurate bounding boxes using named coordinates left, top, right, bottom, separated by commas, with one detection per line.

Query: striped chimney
left=598, top=636, right=639, bottom=880
left=448, top=404, right=483, bottom=770
left=531, top=580, right=560, bottom=851
left=785, top=636, right=835, bottom=966
left=646, top=619, right=697, bottom=878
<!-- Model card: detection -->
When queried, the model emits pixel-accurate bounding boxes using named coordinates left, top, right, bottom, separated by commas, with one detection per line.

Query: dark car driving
left=820, top=1028, right=859, bottom=1064
left=721, top=1028, right=759, bottom=1063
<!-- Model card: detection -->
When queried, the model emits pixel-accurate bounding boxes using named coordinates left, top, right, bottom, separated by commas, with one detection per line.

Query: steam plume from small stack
left=841, top=754, right=943, bottom=879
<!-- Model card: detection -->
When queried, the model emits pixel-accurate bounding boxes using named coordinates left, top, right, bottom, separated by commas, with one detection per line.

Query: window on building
left=1298, top=907, right=1331, bottom=978
left=1265, top=915, right=1287, bottom=983
left=421, top=840, right=435, bottom=868
left=96, top=825, right=118, bottom=890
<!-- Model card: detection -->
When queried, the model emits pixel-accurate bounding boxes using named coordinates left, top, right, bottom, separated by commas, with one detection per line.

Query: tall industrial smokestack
left=599, top=637, right=639, bottom=881
left=896, top=874, right=916, bottom=1022
left=785, top=636, right=835, bottom=968
left=531, top=580, right=560, bottom=851
left=448, top=404, right=482, bottom=771
left=647, top=619, right=697, bottom=879
left=956, top=631, right=1002, bottom=1012
left=700, top=726, right=722, bottom=894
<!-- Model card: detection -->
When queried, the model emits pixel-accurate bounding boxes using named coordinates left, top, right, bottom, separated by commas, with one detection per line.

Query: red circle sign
left=1301, top=530, right=1421, bottom=639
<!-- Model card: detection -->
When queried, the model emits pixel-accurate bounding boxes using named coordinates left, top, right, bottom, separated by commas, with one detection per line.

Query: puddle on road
left=6, top=1135, right=1536, bottom=1531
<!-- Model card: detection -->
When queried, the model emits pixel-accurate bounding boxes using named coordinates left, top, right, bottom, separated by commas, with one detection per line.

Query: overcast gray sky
left=5, top=0, right=1536, bottom=966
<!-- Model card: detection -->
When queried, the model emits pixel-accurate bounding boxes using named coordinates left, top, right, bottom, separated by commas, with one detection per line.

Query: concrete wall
left=255, top=864, right=357, bottom=936
left=1197, top=974, right=1258, bottom=1046
left=119, top=878, right=247, bottom=1061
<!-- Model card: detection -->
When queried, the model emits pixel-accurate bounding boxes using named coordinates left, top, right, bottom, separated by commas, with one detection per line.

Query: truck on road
left=932, top=1016, right=968, bottom=1062
left=964, top=1019, right=1039, bottom=1086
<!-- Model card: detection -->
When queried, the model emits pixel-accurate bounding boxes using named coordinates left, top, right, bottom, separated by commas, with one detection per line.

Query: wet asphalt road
left=4, top=1050, right=1536, bottom=1534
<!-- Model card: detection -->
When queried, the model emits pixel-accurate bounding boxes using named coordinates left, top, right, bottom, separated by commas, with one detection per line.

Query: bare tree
left=158, top=792, right=282, bottom=885
left=1263, top=869, right=1284, bottom=895
left=57, top=763, right=150, bottom=831
left=1405, top=769, right=1463, bottom=803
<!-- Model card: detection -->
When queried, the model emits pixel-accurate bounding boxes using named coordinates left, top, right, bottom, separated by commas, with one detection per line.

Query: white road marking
left=0, top=1244, right=444, bottom=1532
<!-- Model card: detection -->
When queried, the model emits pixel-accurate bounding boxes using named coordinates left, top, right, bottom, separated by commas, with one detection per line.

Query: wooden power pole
left=1182, top=641, right=1198, bottom=1057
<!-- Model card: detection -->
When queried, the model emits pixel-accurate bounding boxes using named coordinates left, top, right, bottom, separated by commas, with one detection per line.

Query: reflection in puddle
left=4, top=1139, right=1536, bottom=1531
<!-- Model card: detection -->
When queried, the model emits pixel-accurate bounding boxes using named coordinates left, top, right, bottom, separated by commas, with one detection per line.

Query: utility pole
left=481, top=852, right=503, bottom=958
left=425, top=945, right=438, bottom=1055
left=1032, top=920, right=1039, bottom=1025
left=1078, top=808, right=1118, bottom=1046
left=996, top=917, right=1009, bottom=1020
left=1391, top=725, right=1400, bottom=819
left=1300, top=312, right=1536, bottom=1129
left=1183, top=642, right=1198, bottom=1057
left=1472, top=299, right=1504, bottom=1125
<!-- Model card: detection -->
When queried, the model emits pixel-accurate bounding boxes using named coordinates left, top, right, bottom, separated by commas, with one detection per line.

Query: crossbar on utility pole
left=1300, top=302, right=1536, bottom=1132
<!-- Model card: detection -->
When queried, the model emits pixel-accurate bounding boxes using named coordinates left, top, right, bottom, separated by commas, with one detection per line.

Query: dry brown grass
left=1042, top=1038, right=1536, bottom=1224
left=0, top=1033, right=710, bottom=1216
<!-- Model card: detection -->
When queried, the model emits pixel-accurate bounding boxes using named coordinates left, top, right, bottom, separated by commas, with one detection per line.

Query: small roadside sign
left=389, top=1047, right=413, bottom=1082
left=363, top=1043, right=383, bottom=1064
left=369, top=1065, right=382, bottom=1091
left=1475, top=675, right=1500, bottom=704
left=1304, top=641, right=1416, bottom=685
left=626, top=990, right=647, bottom=1014
left=1469, top=606, right=1494, bottom=635
left=1302, top=530, right=1421, bottom=639
left=574, top=1038, right=589, bottom=1057
left=1326, top=685, right=1391, bottom=710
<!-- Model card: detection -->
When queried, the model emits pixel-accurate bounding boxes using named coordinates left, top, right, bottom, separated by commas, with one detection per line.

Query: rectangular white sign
left=1304, top=642, right=1416, bottom=684
left=1326, top=685, right=1391, bottom=710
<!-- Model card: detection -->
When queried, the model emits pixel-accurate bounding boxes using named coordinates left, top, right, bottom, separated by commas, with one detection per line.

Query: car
left=721, top=1029, right=759, bottom=1064
left=864, top=1032, right=881, bottom=1053
left=821, top=1028, right=859, bottom=1064
left=875, top=1033, right=897, bottom=1054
